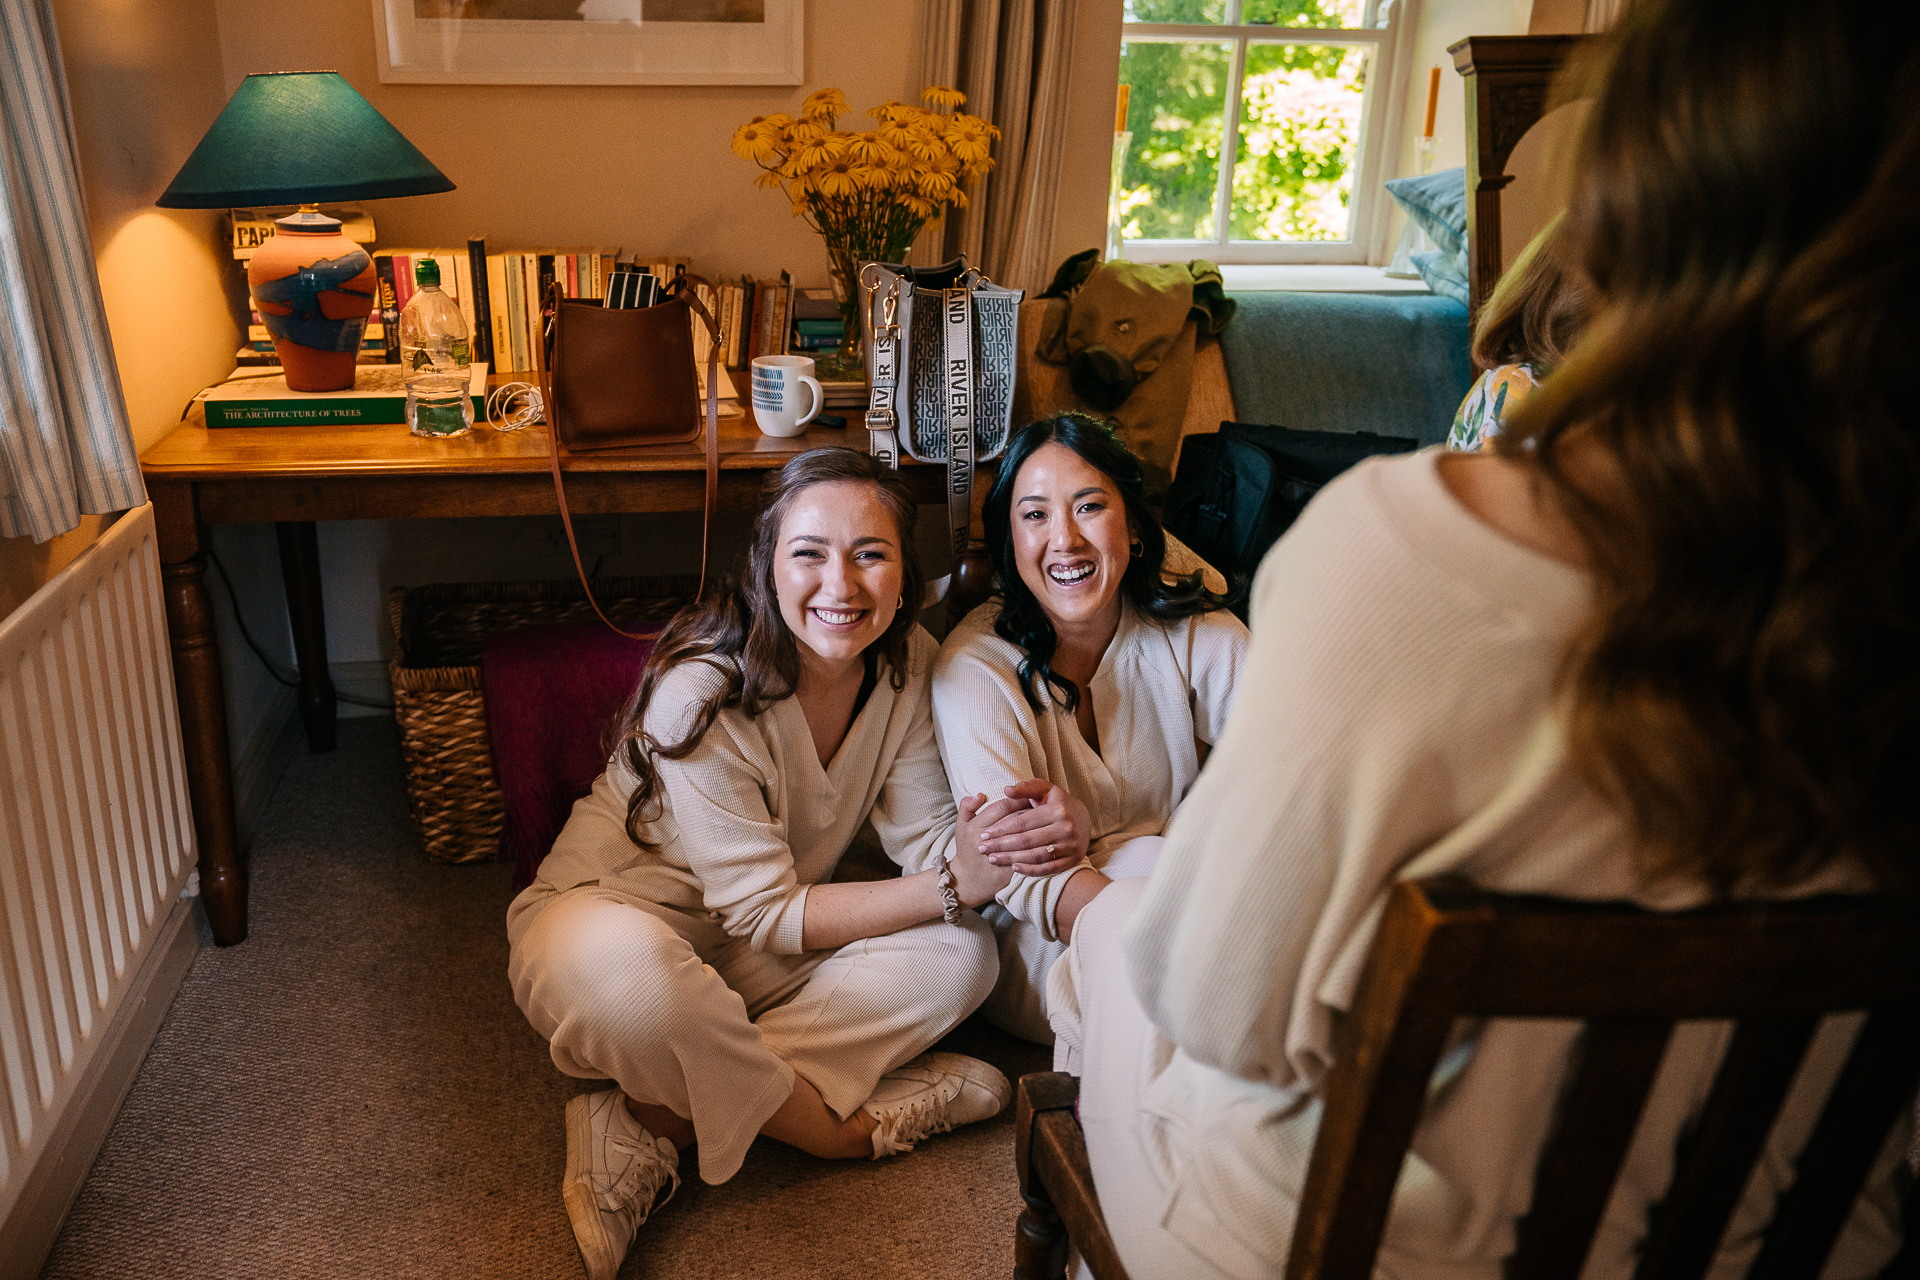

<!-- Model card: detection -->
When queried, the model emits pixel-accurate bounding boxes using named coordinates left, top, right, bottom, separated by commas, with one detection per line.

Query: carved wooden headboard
left=1447, top=35, right=1591, bottom=318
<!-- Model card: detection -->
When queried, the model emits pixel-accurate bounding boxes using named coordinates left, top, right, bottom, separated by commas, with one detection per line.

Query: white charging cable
left=486, top=382, right=545, bottom=432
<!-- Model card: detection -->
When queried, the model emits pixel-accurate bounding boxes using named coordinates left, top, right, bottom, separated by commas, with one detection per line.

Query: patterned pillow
left=1387, top=168, right=1470, bottom=293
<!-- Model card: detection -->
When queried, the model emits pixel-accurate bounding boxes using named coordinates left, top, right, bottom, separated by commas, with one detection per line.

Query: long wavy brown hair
left=1498, top=0, right=1920, bottom=896
left=611, top=448, right=924, bottom=847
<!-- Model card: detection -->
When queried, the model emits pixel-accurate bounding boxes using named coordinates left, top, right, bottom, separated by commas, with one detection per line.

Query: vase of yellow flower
left=733, top=86, right=999, bottom=380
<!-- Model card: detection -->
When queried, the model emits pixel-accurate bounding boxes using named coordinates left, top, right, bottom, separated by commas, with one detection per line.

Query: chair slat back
left=1285, top=878, right=1920, bottom=1280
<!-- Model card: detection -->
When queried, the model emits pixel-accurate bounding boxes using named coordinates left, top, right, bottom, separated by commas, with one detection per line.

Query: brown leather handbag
left=540, top=275, right=722, bottom=637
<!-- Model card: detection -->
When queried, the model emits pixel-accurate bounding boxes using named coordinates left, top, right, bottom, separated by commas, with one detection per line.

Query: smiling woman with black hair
left=930, top=413, right=1249, bottom=1044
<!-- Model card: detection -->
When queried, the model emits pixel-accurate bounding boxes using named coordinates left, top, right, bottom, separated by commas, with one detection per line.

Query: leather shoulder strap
left=544, top=274, right=723, bottom=638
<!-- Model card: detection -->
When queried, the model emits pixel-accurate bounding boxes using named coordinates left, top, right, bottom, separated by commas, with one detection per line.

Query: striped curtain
left=916, top=0, right=1080, bottom=295
left=0, top=0, right=143, bottom=544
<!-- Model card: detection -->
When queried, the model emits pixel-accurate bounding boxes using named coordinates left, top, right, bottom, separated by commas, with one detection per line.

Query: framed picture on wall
left=371, top=0, right=803, bottom=85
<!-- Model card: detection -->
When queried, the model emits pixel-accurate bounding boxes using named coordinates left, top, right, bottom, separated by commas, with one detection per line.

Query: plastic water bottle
left=399, top=259, right=473, bottom=438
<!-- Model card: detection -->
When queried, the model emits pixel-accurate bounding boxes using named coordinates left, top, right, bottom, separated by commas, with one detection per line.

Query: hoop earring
left=1129, top=538, right=1144, bottom=558
left=896, top=594, right=905, bottom=609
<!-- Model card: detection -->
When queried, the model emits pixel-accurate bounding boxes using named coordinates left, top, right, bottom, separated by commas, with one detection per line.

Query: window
left=1116, top=0, right=1413, bottom=264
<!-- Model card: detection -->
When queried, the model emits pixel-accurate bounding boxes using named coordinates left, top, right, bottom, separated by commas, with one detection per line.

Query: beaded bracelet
left=937, top=857, right=962, bottom=925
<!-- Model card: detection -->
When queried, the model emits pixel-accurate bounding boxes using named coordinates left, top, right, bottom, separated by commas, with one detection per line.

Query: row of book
left=228, top=211, right=855, bottom=383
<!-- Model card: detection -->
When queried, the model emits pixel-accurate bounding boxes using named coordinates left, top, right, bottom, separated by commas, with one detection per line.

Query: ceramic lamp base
left=247, top=213, right=377, bottom=392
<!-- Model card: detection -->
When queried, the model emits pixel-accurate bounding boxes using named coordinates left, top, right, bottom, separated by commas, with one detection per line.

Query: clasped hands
left=949, top=780, right=1091, bottom=908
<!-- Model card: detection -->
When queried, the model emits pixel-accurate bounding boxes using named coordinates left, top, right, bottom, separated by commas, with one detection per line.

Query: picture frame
left=371, top=0, right=804, bottom=86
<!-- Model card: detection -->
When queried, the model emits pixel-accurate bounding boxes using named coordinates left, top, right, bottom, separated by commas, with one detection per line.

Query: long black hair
left=982, top=413, right=1230, bottom=712
left=612, top=447, right=923, bottom=847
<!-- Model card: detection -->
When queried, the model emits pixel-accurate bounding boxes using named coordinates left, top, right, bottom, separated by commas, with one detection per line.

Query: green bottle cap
left=414, top=259, right=440, bottom=288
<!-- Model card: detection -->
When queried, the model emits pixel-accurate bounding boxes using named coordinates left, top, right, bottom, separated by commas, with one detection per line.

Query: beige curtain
left=911, top=0, right=1080, bottom=294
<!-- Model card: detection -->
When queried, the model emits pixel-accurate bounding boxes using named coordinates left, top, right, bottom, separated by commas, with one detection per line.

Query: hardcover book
left=196, top=364, right=488, bottom=429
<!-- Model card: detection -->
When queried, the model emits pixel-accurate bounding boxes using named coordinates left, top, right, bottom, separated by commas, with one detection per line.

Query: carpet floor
left=40, top=718, right=1049, bottom=1280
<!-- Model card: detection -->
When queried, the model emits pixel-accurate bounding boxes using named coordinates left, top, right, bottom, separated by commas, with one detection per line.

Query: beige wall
left=0, top=0, right=239, bottom=620
left=1395, top=0, right=1533, bottom=188
left=212, top=0, right=929, bottom=286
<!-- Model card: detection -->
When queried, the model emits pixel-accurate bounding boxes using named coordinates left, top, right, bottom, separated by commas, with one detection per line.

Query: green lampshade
left=156, top=71, right=454, bottom=209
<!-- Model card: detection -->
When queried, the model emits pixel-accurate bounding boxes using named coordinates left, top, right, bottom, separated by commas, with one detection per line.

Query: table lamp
left=157, top=71, right=455, bottom=392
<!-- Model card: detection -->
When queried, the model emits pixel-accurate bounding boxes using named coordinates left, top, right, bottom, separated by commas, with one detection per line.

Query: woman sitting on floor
left=507, top=448, right=1018, bottom=1280
left=932, top=413, right=1249, bottom=1044
left=1048, top=0, right=1917, bottom=1274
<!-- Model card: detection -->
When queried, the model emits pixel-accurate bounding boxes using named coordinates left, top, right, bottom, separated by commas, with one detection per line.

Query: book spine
left=448, top=249, right=475, bottom=333
left=773, top=272, right=792, bottom=357
left=528, top=255, right=548, bottom=373
left=789, top=333, right=848, bottom=351
left=792, top=319, right=846, bottom=336
left=487, top=254, right=512, bottom=372
left=721, top=285, right=741, bottom=369
left=393, top=253, right=416, bottom=312
left=504, top=254, right=525, bottom=375
left=373, top=254, right=401, bottom=364
left=467, top=238, right=494, bottom=369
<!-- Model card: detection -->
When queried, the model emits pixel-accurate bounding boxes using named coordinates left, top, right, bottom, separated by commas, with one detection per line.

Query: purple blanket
left=482, top=623, right=654, bottom=888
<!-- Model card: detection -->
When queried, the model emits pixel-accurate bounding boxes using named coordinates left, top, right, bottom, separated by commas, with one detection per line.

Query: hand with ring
left=974, top=779, right=1090, bottom=876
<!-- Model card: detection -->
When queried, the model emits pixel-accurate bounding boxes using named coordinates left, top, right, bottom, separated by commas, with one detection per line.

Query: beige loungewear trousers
left=508, top=880, right=998, bottom=1185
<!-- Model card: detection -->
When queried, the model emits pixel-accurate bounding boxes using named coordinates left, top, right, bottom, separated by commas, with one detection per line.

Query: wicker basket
left=386, top=576, right=698, bottom=863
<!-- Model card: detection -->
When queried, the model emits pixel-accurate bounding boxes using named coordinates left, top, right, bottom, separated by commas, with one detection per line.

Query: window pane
left=1118, top=41, right=1231, bottom=242
left=1239, top=0, right=1366, bottom=26
left=1124, top=0, right=1227, bottom=24
left=1230, top=42, right=1369, bottom=242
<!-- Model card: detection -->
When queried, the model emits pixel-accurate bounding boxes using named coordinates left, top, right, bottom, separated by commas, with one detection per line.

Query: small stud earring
left=896, top=594, right=905, bottom=609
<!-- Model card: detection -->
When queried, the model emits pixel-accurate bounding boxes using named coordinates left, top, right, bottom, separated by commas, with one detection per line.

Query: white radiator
left=0, top=503, right=196, bottom=1234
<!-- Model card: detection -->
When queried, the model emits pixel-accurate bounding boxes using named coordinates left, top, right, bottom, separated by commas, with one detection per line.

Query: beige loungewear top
left=534, top=626, right=957, bottom=951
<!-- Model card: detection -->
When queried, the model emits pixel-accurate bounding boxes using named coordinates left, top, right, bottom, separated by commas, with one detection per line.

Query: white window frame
left=1118, top=0, right=1419, bottom=265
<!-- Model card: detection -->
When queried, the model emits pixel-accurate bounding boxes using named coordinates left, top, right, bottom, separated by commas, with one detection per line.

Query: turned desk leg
left=160, top=550, right=248, bottom=946
left=275, top=521, right=336, bottom=752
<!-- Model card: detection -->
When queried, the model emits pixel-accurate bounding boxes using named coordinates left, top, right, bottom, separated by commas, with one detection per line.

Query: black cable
left=206, top=548, right=395, bottom=711
left=208, top=549, right=296, bottom=688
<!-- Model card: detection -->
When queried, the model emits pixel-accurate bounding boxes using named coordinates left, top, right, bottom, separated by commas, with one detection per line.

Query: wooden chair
left=1014, top=877, right=1920, bottom=1280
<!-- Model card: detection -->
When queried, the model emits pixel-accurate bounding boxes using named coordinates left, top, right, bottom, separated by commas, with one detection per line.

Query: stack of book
left=713, top=272, right=794, bottom=371
left=228, top=207, right=375, bottom=263
left=788, top=285, right=847, bottom=355
left=820, top=378, right=868, bottom=411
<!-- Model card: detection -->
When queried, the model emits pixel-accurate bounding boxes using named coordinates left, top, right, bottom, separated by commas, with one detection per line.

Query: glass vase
left=817, top=245, right=866, bottom=384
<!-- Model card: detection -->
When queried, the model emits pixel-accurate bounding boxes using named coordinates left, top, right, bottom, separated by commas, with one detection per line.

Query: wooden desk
left=142, top=407, right=950, bottom=946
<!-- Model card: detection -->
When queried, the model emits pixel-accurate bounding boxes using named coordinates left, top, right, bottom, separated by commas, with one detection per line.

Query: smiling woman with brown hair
left=506, top=448, right=1019, bottom=1280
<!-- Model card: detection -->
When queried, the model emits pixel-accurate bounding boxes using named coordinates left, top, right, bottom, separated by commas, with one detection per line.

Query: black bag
left=1164, top=421, right=1419, bottom=589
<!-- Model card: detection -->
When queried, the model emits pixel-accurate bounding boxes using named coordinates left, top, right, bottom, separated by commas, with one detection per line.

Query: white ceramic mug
left=750, top=355, right=824, bottom=438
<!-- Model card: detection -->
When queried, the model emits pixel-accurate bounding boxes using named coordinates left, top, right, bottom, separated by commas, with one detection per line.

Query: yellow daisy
left=846, top=132, right=889, bottom=164
left=922, top=85, right=967, bottom=111
left=800, top=87, right=850, bottom=122
left=816, top=155, right=860, bottom=198
left=793, top=133, right=842, bottom=172
left=731, top=120, right=780, bottom=163
left=903, top=123, right=948, bottom=161
left=917, top=168, right=957, bottom=201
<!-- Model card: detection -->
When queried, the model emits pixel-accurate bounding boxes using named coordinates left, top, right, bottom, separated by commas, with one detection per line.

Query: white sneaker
left=859, top=1052, right=1012, bottom=1158
left=563, top=1089, right=681, bottom=1280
